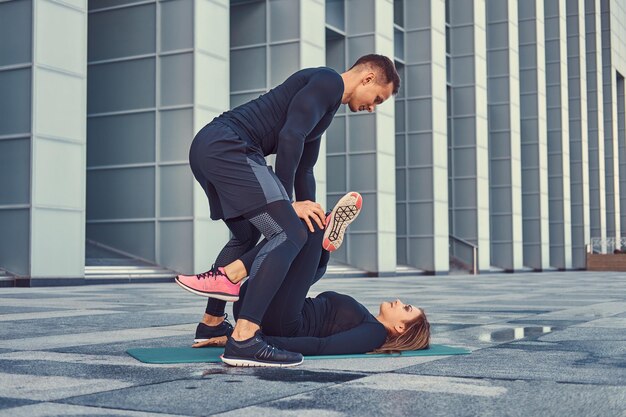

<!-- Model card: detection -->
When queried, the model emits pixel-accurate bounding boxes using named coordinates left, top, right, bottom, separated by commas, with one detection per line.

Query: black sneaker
left=192, top=315, right=233, bottom=347
left=221, top=331, right=303, bottom=367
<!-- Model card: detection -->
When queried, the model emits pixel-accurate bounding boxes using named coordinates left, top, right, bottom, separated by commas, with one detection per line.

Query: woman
left=184, top=205, right=430, bottom=366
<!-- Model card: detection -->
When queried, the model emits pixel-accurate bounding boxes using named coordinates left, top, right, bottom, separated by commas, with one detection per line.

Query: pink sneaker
left=175, top=265, right=240, bottom=301
left=323, top=191, right=363, bottom=252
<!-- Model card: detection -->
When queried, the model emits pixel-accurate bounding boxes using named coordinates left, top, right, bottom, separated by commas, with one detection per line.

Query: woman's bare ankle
left=202, top=314, right=225, bottom=326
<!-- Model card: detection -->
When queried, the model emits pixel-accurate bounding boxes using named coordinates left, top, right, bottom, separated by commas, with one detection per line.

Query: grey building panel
left=0, top=68, right=31, bottom=136
left=161, top=0, right=194, bottom=52
left=0, top=138, right=30, bottom=205
left=0, top=209, right=30, bottom=276
left=0, top=0, right=31, bottom=67
left=618, top=74, right=626, bottom=237
left=87, top=221, right=156, bottom=261
left=87, top=112, right=156, bottom=166
left=585, top=0, right=607, bottom=242
left=567, top=0, right=591, bottom=268
left=87, top=3, right=156, bottom=62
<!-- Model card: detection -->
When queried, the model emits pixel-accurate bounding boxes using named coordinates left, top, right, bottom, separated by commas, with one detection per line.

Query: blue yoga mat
left=127, top=344, right=470, bottom=364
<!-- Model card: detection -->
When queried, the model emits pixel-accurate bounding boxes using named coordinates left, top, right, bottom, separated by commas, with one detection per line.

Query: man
left=176, top=54, right=400, bottom=367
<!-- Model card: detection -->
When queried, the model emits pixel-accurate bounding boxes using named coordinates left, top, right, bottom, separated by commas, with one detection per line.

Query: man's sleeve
left=264, top=322, right=387, bottom=356
left=294, top=137, right=321, bottom=202
left=275, top=71, right=342, bottom=200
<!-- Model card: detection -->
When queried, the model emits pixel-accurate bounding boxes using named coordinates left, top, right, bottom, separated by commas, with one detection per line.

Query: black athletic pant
left=206, top=222, right=328, bottom=337
left=234, top=221, right=328, bottom=336
left=206, top=200, right=307, bottom=325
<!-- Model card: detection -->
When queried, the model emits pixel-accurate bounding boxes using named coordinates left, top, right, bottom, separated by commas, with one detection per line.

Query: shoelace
left=196, top=264, right=220, bottom=280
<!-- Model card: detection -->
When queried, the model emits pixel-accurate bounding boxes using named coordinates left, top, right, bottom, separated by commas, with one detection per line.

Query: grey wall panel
left=585, top=0, right=607, bottom=242
left=230, top=47, right=266, bottom=91
left=161, top=0, right=193, bottom=52
left=87, top=112, right=156, bottom=166
left=87, top=222, right=156, bottom=261
left=326, top=0, right=344, bottom=30
left=88, top=3, right=156, bottom=61
left=567, top=0, right=591, bottom=268
left=159, top=220, right=193, bottom=273
left=346, top=0, right=374, bottom=34
left=88, top=58, right=156, bottom=114
left=87, top=167, right=155, bottom=220
left=269, top=0, right=299, bottom=41
left=0, top=138, right=30, bottom=205
left=0, top=68, right=31, bottom=135
left=230, top=0, right=266, bottom=47
left=0, top=209, right=30, bottom=275
left=618, top=74, right=626, bottom=237
left=89, top=0, right=145, bottom=10
left=160, top=53, right=193, bottom=106
left=269, top=43, right=300, bottom=87
left=0, top=0, right=31, bottom=67
left=160, top=109, right=193, bottom=162
left=327, top=117, right=346, bottom=153
left=159, top=165, right=193, bottom=218
left=348, top=115, right=376, bottom=152
left=601, top=0, right=620, bottom=240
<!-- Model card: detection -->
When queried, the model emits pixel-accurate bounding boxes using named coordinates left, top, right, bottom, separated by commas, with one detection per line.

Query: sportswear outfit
left=186, top=67, right=345, bottom=365
left=216, top=225, right=388, bottom=356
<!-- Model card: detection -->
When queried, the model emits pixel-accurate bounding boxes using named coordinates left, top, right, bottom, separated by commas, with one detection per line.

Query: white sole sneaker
left=323, top=191, right=363, bottom=252
left=220, top=355, right=303, bottom=368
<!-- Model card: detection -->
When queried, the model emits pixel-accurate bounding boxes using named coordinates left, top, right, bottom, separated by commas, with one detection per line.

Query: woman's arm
left=264, top=321, right=387, bottom=356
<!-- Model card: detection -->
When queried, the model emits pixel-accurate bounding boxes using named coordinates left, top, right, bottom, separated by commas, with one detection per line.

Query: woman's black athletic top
left=214, top=67, right=344, bottom=202
left=264, top=291, right=388, bottom=355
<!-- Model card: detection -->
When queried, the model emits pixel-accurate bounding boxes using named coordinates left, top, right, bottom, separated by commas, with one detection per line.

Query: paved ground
left=0, top=271, right=624, bottom=416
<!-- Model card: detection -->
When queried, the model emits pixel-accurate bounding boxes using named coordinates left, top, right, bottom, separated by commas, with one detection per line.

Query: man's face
left=348, top=75, right=394, bottom=113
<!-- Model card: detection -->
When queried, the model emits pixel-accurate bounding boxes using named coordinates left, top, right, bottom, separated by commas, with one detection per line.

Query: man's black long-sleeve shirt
left=214, top=67, right=344, bottom=201
left=264, top=291, right=388, bottom=356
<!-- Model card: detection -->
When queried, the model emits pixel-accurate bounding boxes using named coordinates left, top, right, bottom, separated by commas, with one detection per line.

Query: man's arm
left=294, top=137, right=321, bottom=202
left=275, top=70, right=342, bottom=200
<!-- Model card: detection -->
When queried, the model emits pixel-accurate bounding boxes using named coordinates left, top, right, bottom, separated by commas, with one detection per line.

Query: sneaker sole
left=220, top=355, right=303, bottom=368
left=322, top=191, right=362, bottom=252
left=175, top=277, right=239, bottom=302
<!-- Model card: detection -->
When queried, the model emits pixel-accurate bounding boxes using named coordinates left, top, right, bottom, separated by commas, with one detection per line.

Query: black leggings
left=206, top=200, right=307, bottom=325
left=208, top=221, right=330, bottom=336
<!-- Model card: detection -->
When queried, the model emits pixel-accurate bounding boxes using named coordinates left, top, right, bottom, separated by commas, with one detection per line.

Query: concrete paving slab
left=396, top=343, right=626, bottom=385
left=0, top=324, right=194, bottom=351
left=0, top=373, right=133, bottom=401
left=0, top=402, right=187, bottom=417
left=63, top=369, right=368, bottom=416
left=215, top=374, right=626, bottom=417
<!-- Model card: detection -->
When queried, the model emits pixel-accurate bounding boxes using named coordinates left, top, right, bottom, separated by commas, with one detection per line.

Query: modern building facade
left=1, top=0, right=626, bottom=285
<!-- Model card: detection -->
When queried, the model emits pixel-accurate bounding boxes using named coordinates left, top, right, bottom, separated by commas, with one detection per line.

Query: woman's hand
left=292, top=200, right=326, bottom=232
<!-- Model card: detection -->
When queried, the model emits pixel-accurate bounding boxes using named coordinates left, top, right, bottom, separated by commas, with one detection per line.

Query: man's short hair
left=349, top=54, right=400, bottom=95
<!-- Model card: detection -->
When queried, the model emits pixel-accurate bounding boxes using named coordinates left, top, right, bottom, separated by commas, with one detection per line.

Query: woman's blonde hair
left=372, top=308, right=430, bottom=354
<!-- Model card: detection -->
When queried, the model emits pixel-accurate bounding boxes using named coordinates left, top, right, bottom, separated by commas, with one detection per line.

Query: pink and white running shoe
left=175, top=265, right=240, bottom=301
left=323, top=191, right=363, bottom=252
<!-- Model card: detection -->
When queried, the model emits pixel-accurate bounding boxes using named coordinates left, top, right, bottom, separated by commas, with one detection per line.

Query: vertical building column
left=545, top=0, right=573, bottom=269
left=30, top=0, right=87, bottom=284
left=337, top=0, right=396, bottom=274
left=601, top=0, right=620, bottom=242
left=0, top=0, right=34, bottom=278
left=487, top=0, right=524, bottom=270
left=618, top=74, right=626, bottom=238
left=191, top=0, right=230, bottom=273
left=447, top=0, right=491, bottom=271
left=519, top=0, right=550, bottom=269
left=585, top=0, right=607, bottom=244
left=567, top=0, right=591, bottom=268
left=300, top=0, right=327, bottom=209
left=400, top=0, right=448, bottom=273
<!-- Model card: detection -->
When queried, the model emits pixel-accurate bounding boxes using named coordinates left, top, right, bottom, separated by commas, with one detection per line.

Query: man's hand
left=292, top=201, right=326, bottom=232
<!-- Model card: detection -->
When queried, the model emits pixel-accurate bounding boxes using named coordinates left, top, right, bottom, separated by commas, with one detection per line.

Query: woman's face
left=379, top=299, right=423, bottom=332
